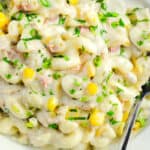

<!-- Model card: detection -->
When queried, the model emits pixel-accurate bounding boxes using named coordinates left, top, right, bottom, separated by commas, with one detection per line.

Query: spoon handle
left=120, top=99, right=142, bottom=150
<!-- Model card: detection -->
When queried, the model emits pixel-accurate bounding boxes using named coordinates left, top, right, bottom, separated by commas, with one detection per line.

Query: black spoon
left=120, top=78, right=150, bottom=150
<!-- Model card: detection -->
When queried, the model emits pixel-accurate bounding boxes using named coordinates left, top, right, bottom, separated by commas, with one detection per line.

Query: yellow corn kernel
left=0, top=30, right=3, bottom=35
left=87, top=62, right=96, bottom=78
left=42, top=36, right=51, bottom=45
left=69, top=0, right=79, bottom=5
left=23, top=68, right=35, bottom=80
left=122, top=111, right=129, bottom=122
left=133, top=122, right=141, bottom=131
left=47, top=97, right=58, bottom=112
left=0, top=12, right=9, bottom=30
left=96, top=127, right=105, bottom=136
left=86, top=82, right=98, bottom=96
left=89, top=110, right=105, bottom=126
left=116, top=122, right=125, bottom=136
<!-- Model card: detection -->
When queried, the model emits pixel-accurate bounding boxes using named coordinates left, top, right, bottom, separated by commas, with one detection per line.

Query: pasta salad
left=0, top=0, right=150, bottom=149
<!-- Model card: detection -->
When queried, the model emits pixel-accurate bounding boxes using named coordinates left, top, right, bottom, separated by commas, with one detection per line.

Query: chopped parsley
left=48, top=123, right=58, bottom=129
left=93, top=56, right=102, bottom=67
left=74, top=27, right=80, bottom=37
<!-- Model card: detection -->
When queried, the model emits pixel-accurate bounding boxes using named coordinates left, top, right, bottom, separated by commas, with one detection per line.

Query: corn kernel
left=96, top=127, right=105, bottom=136
left=89, top=110, right=105, bottom=126
left=23, top=68, right=35, bottom=80
left=122, top=111, right=129, bottom=122
left=0, top=12, right=9, bottom=30
left=133, top=122, right=141, bottom=131
left=87, top=62, right=96, bottom=78
left=0, top=30, right=3, bottom=35
left=47, top=97, right=58, bottom=112
left=42, top=36, right=51, bottom=45
left=86, top=82, right=98, bottom=96
left=69, top=0, right=79, bottom=5
left=116, top=122, right=125, bottom=136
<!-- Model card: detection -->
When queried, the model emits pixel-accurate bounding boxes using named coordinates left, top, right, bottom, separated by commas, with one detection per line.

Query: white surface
left=0, top=0, right=150, bottom=150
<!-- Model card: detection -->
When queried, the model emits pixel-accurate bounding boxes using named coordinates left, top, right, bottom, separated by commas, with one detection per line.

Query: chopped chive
left=101, top=2, right=107, bottom=10
left=69, top=109, right=78, bottom=112
left=11, top=11, right=24, bottom=21
left=74, top=27, right=80, bottom=37
left=89, top=25, right=98, bottom=33
left=39, top=0, right=51, bottom=7
left=67, top=117, right=88, bottom=120
left=111, top=21, right=118, bottom=28
left=5, top=74, right=12, bottom=79
left=36, top=68, right=42, bottom=72
left=48, top=123, right=58, bottom=129
left=100, top=29, right=107, bottom=36
left=107, top=110, right=114, bottom=116
left=52, top=72, right=61, bottom=80
left=2, top=57, right=11, bottom=64
left=120, top=47, right=125, bottom=56
left=42, top=58, right=52, bottom=69
left=76, top=19, right=86, bottom=24
left=74, top=79, right=81, bottom=87
left=69, top=89, right=76, bottom=95
left=80, top=96, right=89, bottom=102
left=119, top=18, right=125, bottom=27
left=137, top=40, right=144, bottom=46
left=58, top=15, right=66, bottom=25
left=109, top=119, right=119, bottom=125
left=93, top=56, right=102, bottom=67
left=49, top=89, right=54, bottom=95
left=116, top=87, right=124, bottom=94
left=96, top=96, right=103, bottom=103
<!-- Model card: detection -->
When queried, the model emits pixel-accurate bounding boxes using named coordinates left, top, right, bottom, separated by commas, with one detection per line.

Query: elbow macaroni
left=0, top=0, right=149, bottom=150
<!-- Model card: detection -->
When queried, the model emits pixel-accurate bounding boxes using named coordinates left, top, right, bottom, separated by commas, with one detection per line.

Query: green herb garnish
left=39, top=0, right=51, bottom=7
left=48, top=123, right=58, bottom=129
left=74, top=27, right=80, bottom=37
left=93, top=56, right=102, bottom=67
